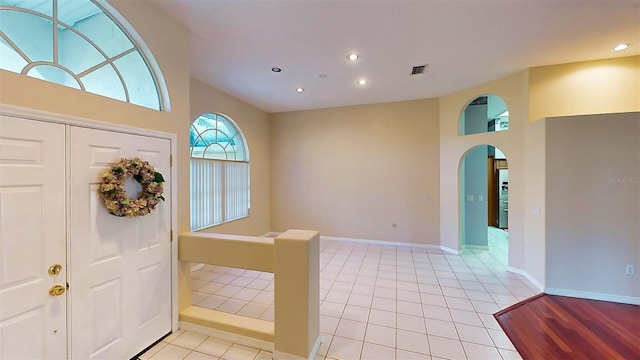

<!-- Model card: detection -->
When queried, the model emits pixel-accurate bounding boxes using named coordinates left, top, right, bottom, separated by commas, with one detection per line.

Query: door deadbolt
left=48, top=264, right=62, bottom=276
left=49, top=285, right=65, bottom=296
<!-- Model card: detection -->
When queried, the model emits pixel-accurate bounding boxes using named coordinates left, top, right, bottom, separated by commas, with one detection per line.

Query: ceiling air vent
left=410, top=64, right=428, bottom=76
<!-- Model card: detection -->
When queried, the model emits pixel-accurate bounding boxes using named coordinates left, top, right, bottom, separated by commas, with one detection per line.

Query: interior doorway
left=459, top=144, right=509, bottom=264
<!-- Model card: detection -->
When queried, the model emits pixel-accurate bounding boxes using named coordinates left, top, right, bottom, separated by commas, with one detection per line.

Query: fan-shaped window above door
left=0, top=0, right=166, bottom=110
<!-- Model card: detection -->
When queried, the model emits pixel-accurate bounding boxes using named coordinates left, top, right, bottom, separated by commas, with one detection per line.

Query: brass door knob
left=49, top=285, right=65, bottom=296
left=48, top=264, right=62, bottom=276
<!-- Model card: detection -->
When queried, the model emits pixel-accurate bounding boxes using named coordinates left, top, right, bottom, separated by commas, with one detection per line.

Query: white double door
left=0, top=115, right=172, bottom=359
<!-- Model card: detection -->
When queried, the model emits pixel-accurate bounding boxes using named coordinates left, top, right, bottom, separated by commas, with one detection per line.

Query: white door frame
left=0, top=103, right=179, bottom=339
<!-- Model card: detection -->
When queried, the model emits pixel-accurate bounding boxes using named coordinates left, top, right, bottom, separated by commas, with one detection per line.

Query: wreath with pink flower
left=98, top=157, right=165, bottom=217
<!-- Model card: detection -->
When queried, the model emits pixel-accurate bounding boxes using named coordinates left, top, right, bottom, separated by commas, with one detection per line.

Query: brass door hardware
left=48, top=264, right=62, bottom=276
left=49, top=284, right=65, bottom=296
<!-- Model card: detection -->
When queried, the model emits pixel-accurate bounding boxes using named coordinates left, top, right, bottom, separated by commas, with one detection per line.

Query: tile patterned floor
left=142, top=227, right=538, bottom=360
left=191, top=266, right=275, bottom=321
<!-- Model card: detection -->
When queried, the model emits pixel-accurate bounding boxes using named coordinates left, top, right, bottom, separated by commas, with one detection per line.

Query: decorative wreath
left=98, top=157, right=165, bottom=217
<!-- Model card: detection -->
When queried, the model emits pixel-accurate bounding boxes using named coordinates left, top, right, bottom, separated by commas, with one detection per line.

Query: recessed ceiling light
left=296, top=87, right=304, bottom=93
left=612, top=43, right=631, bottom=51
left=271, top=67, right=282, bottom=72
left=357, top=79, right=367, bottom=85
left=348, top=53, right=359, bottom=61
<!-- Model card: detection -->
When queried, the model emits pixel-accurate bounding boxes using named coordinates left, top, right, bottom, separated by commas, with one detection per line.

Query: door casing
left=0, top=103, right=179, bottom=356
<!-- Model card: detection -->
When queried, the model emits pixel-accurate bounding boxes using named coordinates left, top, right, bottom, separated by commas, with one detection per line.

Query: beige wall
left=190, top=79, right=271, bottom=236
left=439, top=72, right=529, bottom=272
left=523, top=119, right=545, bottom=286
left=0, top=0, right=192, bottom=233
left=3, top=0, right=638, bottom=305
left=522, top=56, right=639, bottom=290
left=270, top=99, right=440, bottom=245
left=545, top=112, right=639, bottom=299
left=529, top=56, right=640, bottom=122
left=439, top=60, right=638, bottom=288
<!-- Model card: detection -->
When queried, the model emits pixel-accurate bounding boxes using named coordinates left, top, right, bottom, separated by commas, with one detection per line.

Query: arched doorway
left=459, top=145, right=509, bottom=264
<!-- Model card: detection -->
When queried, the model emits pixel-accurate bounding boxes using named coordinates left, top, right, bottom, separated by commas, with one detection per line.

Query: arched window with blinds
left=189, top=113, right=250, bottom=230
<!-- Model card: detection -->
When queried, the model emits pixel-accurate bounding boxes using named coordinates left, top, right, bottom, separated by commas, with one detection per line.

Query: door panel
left=0, top=116, right=66, bottom=360
left=69, top=127, right=171, bottom=359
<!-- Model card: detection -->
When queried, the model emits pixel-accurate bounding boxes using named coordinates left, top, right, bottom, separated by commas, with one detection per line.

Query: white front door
left=0, top=116, right=67, bottom=360
left=69, top=127, right=172, bottom=359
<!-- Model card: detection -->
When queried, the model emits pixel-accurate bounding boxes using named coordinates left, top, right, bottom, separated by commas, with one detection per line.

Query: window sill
left=190, top=214, right=250, bottom=232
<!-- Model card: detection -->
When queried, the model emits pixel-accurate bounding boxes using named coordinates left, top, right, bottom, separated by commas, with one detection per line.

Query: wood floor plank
left=494, top=294, right=640, bottom=360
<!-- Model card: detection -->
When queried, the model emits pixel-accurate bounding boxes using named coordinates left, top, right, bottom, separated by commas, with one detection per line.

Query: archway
left=459, top=144, right=509, bottom=264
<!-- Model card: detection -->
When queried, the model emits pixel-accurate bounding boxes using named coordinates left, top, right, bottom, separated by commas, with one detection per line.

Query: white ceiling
left=149, top=0, right=640, bottom=113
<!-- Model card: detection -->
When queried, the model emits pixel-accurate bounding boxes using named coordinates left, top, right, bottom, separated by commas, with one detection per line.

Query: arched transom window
left=190, top=113, right=248, bottom=161
left=0, top=0, right=165, bottom=110
left=190, top=113, right=250, bottom=230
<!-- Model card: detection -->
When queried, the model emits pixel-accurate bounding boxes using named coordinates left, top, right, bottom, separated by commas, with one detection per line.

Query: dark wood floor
left=494, top=294, right=640, bottom=360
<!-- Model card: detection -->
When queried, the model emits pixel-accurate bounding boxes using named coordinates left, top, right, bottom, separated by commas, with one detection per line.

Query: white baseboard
left=258, top=233, right=460, bottom=255
left=462, top=244, right=489, bottom=251
left=439, top=246, right=459, bottom=255
left=191, top=263, right=205, bottom=272
left=179, top=321, right=274, bottom=351
left=320, top=235, right=448, bottom=252
left=544, top=287, right=640, bottom=305
left=273, top=335, right=322, bottom=360
left=308, top=335, right=322, bottom=360
left=320, top=235, right=461, bottom=255
left=180, top=321, right=321, bottom=360
left=507, top=266, right=544, bottom=292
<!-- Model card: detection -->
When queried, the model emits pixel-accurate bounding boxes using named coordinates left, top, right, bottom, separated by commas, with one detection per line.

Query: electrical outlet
left=625, top=265, right=634, bottom=275
left=391, top=223, right=397, bottom=229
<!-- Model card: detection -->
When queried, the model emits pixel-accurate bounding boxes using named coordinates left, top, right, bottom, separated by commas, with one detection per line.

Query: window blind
left=190, top=158, right=222, bottom=230
left=225, top=161, right=250, bottom=221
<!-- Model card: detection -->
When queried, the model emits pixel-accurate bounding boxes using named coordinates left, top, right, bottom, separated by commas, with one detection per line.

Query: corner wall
left=545, top=112, right=639, bottom=302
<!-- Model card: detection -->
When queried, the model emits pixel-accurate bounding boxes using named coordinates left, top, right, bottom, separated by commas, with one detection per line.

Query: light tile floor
left=190, top=265, right=275, bottom=321
left=141, top=227, right=537, bottom=360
